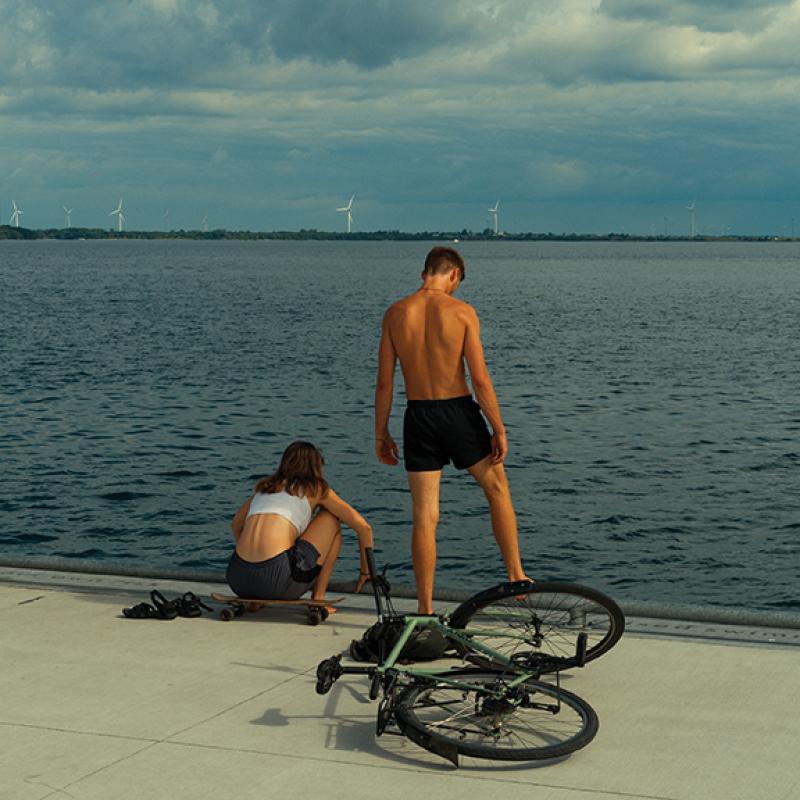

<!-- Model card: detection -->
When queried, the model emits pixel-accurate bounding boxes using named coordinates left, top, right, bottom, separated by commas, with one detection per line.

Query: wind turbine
left=10, top=200, right=23, bottom=227
left=63, top=206, right=72, bottom=228
left=336, top=195, right=354, bottom=233
left=201, top=213, right=208, bottom=233
left=686, top=200, right=696, bottom=238
left=109, top=198, right=125, bottom=232
left=163, top=210, right=170, bottom=229
left=488, top=199, right=500, bottom=235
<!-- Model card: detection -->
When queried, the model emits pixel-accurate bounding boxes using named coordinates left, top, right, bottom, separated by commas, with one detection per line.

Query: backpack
left=349, top=618, right=454, bottom=663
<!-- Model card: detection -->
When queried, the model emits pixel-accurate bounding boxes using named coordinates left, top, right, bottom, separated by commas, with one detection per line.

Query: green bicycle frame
left=374, top=615, right=542, bottom=695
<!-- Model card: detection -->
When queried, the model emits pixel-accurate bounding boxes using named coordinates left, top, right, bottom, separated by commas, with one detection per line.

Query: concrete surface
left=1, top=568, right=798, bottom=800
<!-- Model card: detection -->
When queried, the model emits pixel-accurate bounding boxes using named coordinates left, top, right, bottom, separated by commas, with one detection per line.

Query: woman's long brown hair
left=255, top=441, right=329, bottom=499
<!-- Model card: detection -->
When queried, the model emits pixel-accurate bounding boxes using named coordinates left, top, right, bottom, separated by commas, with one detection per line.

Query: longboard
left=210, top=592, right=342, bottom=625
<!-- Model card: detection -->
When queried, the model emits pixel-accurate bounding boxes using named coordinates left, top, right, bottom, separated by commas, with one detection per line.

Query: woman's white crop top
left=246, top=490, right=313, bottom=533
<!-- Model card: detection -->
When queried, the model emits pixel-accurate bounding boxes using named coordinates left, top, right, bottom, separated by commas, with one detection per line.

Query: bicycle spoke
left=462, top=588, right=617, bottom=664
left=398, top=673, right=595, bottom=758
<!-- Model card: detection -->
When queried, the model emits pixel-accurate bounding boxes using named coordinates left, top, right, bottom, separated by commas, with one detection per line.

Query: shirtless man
left=374, top=246, right=528, bottom=614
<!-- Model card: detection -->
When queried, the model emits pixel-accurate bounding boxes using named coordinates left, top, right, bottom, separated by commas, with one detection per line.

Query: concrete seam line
left=34, top=672, right=316, bottom=797
left=41, top=740, right=158, bottom=799
left=0, top=719, right=157, bottom=743
left=162, top=667, right=316, bottom=743
left=156, top=739, right=682, bottom=799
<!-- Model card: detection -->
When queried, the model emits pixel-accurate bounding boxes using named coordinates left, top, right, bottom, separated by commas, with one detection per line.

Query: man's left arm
left=374, top=312, right=399, bottom=465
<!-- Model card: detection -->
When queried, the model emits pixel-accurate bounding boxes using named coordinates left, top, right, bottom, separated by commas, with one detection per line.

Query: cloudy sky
left=1, top=0, right=799, bottom=234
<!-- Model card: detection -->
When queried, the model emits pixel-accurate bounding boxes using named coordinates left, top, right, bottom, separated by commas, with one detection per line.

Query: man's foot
left=508, top=574, right=534, bottom=601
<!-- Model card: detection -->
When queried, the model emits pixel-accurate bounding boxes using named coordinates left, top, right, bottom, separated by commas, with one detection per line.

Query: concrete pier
left=2, top=566, right=798, bottom=800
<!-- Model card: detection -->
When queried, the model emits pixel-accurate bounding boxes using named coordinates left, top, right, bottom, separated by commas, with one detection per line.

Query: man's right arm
left=374, top=310, right=400, bottom=465
left=463, top=306, right=507, bottom=463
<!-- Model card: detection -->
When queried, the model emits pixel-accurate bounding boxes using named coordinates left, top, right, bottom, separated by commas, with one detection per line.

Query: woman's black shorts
left=226, top=540, right=321, bottom=600
left=403, top=394, right=492, bottom=472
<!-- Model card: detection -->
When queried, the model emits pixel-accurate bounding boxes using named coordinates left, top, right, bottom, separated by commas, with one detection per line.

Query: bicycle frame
left=334, top=549, right=579, bottom=696
left=372, top=615, right=554, bottom=696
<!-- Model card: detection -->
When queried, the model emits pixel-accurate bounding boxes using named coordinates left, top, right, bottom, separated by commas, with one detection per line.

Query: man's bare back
left=383, top=290, right=472, bottom=401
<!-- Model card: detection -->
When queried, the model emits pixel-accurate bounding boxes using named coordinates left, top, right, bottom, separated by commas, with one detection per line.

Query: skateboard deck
left=211, top=592, right=342, bottom=625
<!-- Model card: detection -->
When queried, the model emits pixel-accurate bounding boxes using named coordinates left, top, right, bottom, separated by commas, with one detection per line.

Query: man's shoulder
left=447, top=295, right=474, bottom=310
left=384, top=291, right=425, bottom=314
left=383, top=296, right=411, bottom=318
left=383, top=293, right=477, bottom=320
left=444, top=295, right=478, bottom=319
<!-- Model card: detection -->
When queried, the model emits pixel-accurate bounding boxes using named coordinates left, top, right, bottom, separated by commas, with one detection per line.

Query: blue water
left=1, top=239, right=798, bottom=611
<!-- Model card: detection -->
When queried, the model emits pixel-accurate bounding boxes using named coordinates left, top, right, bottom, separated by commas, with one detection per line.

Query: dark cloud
left=598, top=0, right=790, bottom=32
left=0, top=2, right=271, bottom=89
left=0, top=0, right=483, bottom=93
left=264, top=1, right=479, bottom=68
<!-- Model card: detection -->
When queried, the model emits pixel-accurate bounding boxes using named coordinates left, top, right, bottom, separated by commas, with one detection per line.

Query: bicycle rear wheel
left=449, top=582, right=624, bottom=667
left=395, top=670, right=597, bottom=762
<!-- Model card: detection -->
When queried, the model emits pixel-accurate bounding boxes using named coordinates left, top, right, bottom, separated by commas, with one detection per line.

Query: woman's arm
left=316, top=488, right=375, bottom=591
left=318, top=488, right=374, bottom=549
left=231, top=495, right=253, bottom=543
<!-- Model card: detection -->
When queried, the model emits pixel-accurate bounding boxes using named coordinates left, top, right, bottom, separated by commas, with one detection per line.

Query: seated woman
left=227, top=440, right=372, bottom=601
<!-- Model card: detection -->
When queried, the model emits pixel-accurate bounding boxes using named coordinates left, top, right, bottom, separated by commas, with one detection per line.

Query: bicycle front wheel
left=449, top=582, right=625, bottom=666
left=395, top=670, right=598, bottom=761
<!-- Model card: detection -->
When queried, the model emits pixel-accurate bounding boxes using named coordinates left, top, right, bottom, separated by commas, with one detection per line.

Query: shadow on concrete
left=249, top=676, right=572, bottom=773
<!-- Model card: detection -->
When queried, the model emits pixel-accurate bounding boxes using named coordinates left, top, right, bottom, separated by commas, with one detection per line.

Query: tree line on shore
left=0, top=225, right=792, bottom=242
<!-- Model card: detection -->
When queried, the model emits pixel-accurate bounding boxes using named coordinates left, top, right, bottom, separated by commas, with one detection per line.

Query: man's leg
left=468, top=456, right=528, bottom=582
left=407, top=469, right=442, bottom=614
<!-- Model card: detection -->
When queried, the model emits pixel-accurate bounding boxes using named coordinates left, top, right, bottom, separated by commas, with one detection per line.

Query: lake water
left=1, top=239, right=798, bottom=611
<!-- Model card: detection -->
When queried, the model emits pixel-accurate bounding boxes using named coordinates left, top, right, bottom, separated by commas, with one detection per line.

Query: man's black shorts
left=403, top=395, right=492, bottom=472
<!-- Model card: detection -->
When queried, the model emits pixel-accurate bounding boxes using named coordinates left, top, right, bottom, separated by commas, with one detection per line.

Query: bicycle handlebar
left=364, top=547, right=385, bottom=614
left=365, top=546, right=378, bottom=583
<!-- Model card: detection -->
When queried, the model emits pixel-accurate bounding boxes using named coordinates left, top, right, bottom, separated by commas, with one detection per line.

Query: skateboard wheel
left=320, top=607, right=330, bottom=622
left=308, top=608, right=322, bottom=626
left=220, top=608, right=235, bottom=621
left=234, top=604, right=246, bottom=617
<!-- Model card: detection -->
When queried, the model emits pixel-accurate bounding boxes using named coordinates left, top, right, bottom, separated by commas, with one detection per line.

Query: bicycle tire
left=395, top=670, right=598, bottom=762
left=449, top=581, right=624, bottom=667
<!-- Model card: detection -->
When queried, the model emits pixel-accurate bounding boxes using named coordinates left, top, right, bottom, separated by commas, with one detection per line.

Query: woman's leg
left=299, top=509, right=342, bottom=601
left=309, top=526, right=341, bottom=600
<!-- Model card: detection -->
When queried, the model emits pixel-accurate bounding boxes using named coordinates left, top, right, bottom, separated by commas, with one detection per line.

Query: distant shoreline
left=0, top=225, right=797, bottom=243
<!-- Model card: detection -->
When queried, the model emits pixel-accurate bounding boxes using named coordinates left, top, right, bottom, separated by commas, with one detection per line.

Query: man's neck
left=419, top=277, right=455, bottom=295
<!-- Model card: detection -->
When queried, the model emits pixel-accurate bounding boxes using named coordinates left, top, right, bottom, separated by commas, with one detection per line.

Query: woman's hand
left=355, top=571, right=372, bottom=594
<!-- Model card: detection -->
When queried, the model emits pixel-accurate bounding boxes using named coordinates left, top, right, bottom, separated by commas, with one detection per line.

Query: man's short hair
left=423, top=247, right=465, bottom=279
